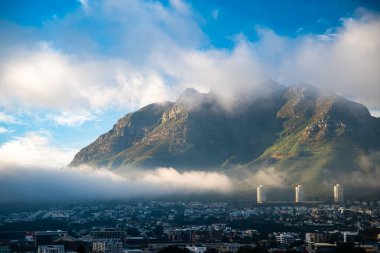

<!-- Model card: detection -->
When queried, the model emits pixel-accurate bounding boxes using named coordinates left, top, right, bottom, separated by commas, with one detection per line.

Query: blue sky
left=0, top=0, right=380, bottom=168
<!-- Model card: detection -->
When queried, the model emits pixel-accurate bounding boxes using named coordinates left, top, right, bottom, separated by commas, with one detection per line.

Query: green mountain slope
left=237, top=85, right=380, bottom=195
left=70, top=83, right=380, bottom=194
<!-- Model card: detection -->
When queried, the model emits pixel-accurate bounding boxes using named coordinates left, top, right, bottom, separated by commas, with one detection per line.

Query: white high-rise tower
left=257, top=185, right=266, bottom=203
left=295, top=185, right=305, bottom=203
left=334, top=184, right=344, bottom=203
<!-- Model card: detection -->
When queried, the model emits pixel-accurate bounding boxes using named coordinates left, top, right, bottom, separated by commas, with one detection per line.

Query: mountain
left=70, top=83, right=380, bottom=196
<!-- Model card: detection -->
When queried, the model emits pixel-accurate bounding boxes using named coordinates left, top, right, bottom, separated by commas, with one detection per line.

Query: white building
left=305, top=232, right=326, bottom=243
left=295, top=185, right=305, bottom=203
left=93, top=239, right=123, bottom=253
left=343, top=231, right=359, bottom=243
left=92, top=228, right=124, bottom=253
left=186, top=245, right=207, bottom=253
left=334, top=184, right=344, bottom=203
left=274, top=233, right=297, bottom=245
left=257, top=185, right=266, bottom=203
left=38, top=245, right=64, bottom=253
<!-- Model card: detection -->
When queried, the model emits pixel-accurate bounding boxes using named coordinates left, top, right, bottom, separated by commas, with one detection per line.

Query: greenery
left=158, top=246, right=190, bottom=253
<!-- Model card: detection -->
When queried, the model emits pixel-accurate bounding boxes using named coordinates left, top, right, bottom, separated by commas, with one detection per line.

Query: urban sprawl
left=0, top=184, right=379, bottom=253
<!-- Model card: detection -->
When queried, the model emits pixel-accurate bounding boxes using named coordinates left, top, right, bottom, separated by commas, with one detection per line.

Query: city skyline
left=256, top=184, right=346, bottom=203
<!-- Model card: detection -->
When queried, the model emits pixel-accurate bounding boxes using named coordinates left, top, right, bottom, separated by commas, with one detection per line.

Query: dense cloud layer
left=0, top=1, right=380, bottom=124
left=0, top=132, right=233, bottom=203
left=0, top=165, right=233, bottom=203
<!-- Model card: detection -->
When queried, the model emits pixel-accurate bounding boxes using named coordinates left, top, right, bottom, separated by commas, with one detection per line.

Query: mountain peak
left=176, top=87, right=210, bottom=109
left=180, top=87, right=200, bottom=96
left=70, top=84, right=380, bottom=196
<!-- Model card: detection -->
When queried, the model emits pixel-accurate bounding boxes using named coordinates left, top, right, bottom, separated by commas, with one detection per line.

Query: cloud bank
left=0, top=165, right=233, bottom=203
left=0, top=132, right=233, bottom=203
left=234, top=167, right=288, bottom=190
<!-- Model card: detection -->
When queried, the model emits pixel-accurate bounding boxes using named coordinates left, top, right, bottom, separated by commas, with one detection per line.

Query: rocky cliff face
left=70, top=102, right=173, bottom=167
left=70, top=83, right=380, bottom=193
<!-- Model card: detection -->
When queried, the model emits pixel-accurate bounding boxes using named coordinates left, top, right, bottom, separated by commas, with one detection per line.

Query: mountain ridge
left=70, top=83, right=380, bottom=195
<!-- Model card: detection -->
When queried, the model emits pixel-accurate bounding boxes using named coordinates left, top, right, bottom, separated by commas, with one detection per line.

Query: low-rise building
left=38, top=245, right=64, bottom=253
left=305, top=232, right=327, bottom=243
left=186, top=245, right=206, bottom=253
left=274, top=232, right=298, bottom=246
left=35, top=231, right=68, bottom=246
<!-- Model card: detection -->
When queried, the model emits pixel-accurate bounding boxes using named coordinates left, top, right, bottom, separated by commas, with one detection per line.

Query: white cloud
left=152, top=39, right=266, bottom=110
left=0, top=130, right=233, bottom=202
left=0, top=132, right=77, bottom=168
left=241, top=167, right=287, bottom=188
left=141, top=167, right=232, bottom=193
left=0, top=0, right=205, bottom=126
left=0, top=44, right=174, bottom=124
left=1, top=2, right=379, bottom=119
left=0, top=165, right=233, bottom=203
left=370, top=110, right=380, bottom=118
left=0, top=112, right=19, bottom=124
left=252, top=14, right=380, bottom=109
left=52, top=111, right=96, bottom=126
left=169, top=0, right=191, bottom=15
left=0, top=138, right=233, bottom=202
left=78, top=0, right=89, bottom=10
left=0, top=127, right=12, bottom=134
left=148, top=11, right=380, bottom=112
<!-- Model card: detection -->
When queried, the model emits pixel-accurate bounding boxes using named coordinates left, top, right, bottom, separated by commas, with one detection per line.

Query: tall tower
left=257, top=185, right=266, bottom=203
left=295, top=185, right=305, bottom=203
left=334, top=184, right=344, bottom=203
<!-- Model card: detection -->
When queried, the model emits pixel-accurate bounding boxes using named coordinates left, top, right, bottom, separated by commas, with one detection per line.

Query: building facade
left=305, top=232, right=327, bottom=243
left=91, top=228, right=124, bottom=253
left=334, top=184, right=344, bottom=203
left=295, top=185, right=305, bottom=203
left=186, top=245, right=207, bottom=253
left=34, top=231, right=68, bottom=246
left=37, top=245, right=64, bottom=253
left=274, top=232, right=297, bottom=246
left=256, top=185, right=266, bottom=203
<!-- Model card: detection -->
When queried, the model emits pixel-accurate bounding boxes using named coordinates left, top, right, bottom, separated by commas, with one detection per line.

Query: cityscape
left=0, top=183, right=379, bottom=253
left=1, top=1, right=380, bottom=253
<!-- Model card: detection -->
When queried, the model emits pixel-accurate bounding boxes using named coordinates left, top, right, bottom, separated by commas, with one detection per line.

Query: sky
left=0, top=0, right=380, bottom=200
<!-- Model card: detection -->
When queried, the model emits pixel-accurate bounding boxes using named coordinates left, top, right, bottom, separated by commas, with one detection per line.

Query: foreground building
left=37, top=245, right=64, bottom=253
left=186, top=245, right=207, bottom=253
left=34, top=231, right=68, bottom=246
left=92, top=228, right=124, bottom=253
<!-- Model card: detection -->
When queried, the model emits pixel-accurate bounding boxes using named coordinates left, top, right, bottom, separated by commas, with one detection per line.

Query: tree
left=155, top=225, right=164, bottom=237
left=205, top=248, right=218, bottom=253
left=77, top=245, right=86, bottom=253
left=158, top=246, right=190, bottom=253
left=237, top=246, right=266, bottom=253
left=336, top=242, right=366, bottom=253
